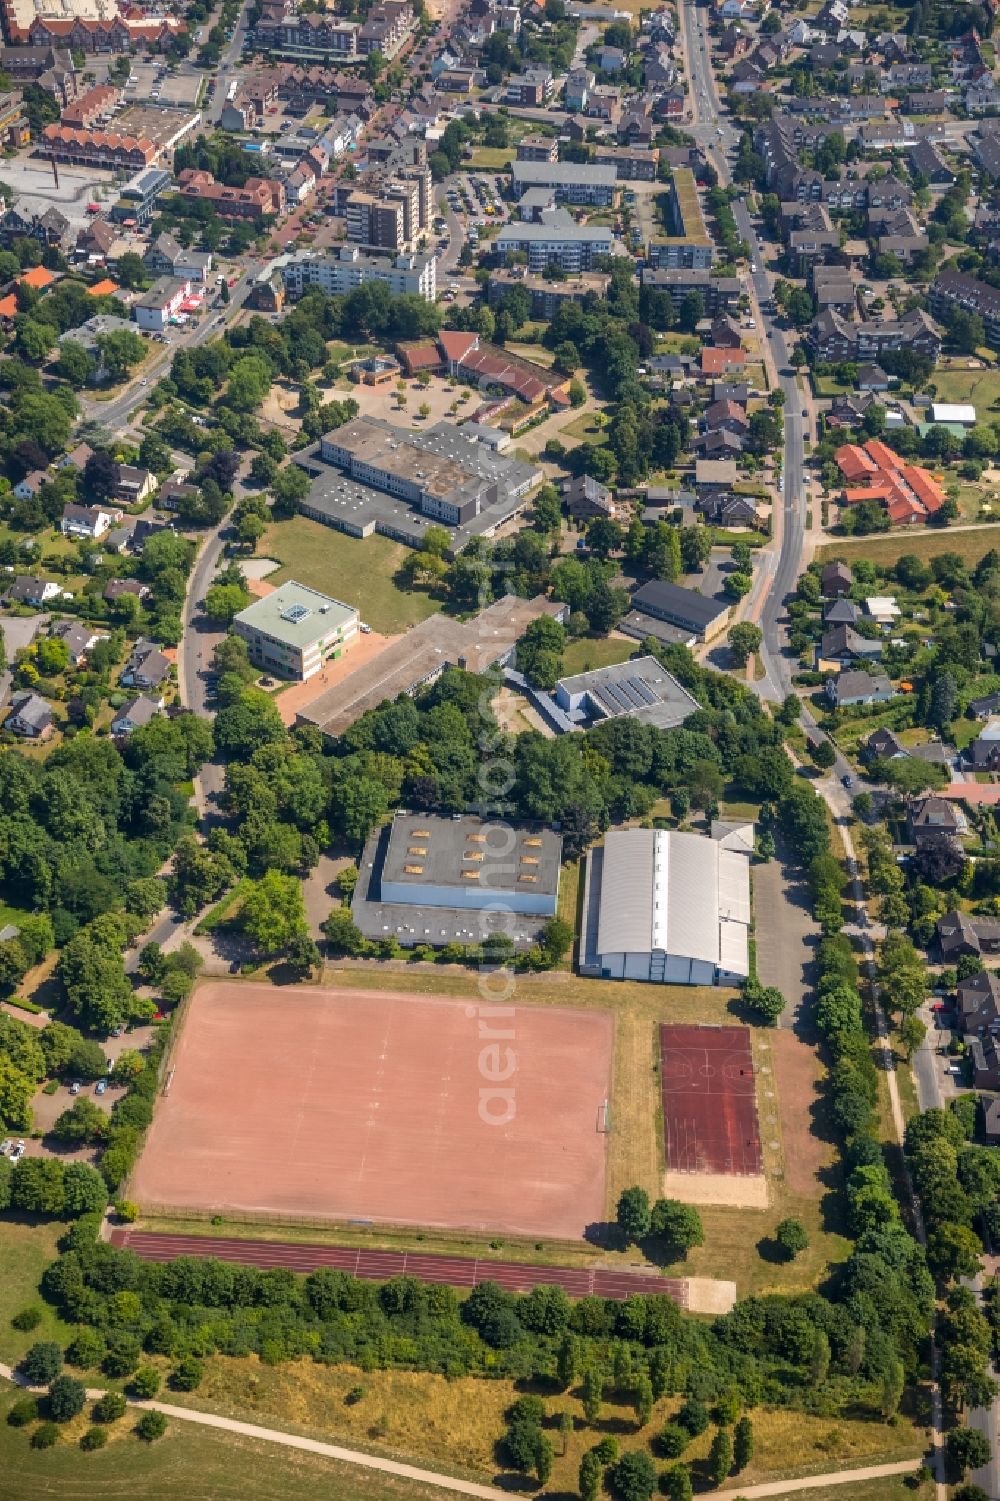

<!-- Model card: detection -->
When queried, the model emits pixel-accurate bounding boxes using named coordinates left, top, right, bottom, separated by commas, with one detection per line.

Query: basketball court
left=659, top=1023, right=768, bottom=1208
left=130, top=982, right=613, bottom=1240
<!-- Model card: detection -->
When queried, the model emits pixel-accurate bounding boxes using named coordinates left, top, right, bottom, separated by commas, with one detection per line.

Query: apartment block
left=283, top=245, right=436, bottom=300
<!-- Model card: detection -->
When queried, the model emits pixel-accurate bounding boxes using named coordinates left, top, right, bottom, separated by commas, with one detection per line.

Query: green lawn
left=561, top=635, right=636, bottom=675
left=0, top=1219, right=73, bottom=1368
left=560, top=411, right=607, bottom=445
left=466, top=147, right=514, bottom=168
left=0, top=1382, right=449, bottom=1501
left=926, top=362, right=1000, bottom=412
left=260, top=517, right=441, bottom=636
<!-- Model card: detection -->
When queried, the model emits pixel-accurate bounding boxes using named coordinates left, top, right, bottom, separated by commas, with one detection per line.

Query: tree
left=898, top=1013, right=927, bottom=1061
left=633, top=1374, right=653, bottom=1428
left=650, top=1199, right=704, bottom=1254
left=170, top=1356, right=204, bottom=1391
left=734, top=1415, right=754, bottom=1471
left=742, top=978, right=786, bottom=1025
left=7, top=1396, right=38, bottom=1426
left=728, top=621, right=762, bottom=666
left=609, top=1449, right=657, bottom=1501
left=947, top=1427, right=992, bottom=1477
left=662, top=1463, right=693, bottom=1501
left=322, top=907, right=368, bottom=957
left=616, top=1185, right=651, bottom=1242
left=708, top=1427, right=733, bottom=1485
left=47, top=1374, right=85, bottom=1422
left=775, top=1217, right=809, bottom=1259
left=580, top=1449, right=602, bottom=1501
left=52, top=1097, right=107, bottom=1146
left=582, top=1365, right=603, bottom=1424
left=240, top=871, right=308, bottom=957
left=93, top=1391, right=127, bottom=1424
left=136, top=1410, right=167, bottom=1441
left=204, top=581, right=251, bottom=623
left=20, top=1342, right=62, bottom=1385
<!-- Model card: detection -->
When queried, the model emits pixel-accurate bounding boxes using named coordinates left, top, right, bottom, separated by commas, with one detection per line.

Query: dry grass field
left=160, top=1359, right=928, bottom=1494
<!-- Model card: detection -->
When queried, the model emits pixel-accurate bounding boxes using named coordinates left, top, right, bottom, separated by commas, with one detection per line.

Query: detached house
left=120, top=638, right=170, bottom=690
left=111, top=693, right=163, bottom=736
left=825, top=670, right=893, bottom=708
left=562, top=473, right=617, bottom=520
left=60, top=502, right=121, bottom=539
left=7, top=575, right=62, bottom=607
left=5, top=691, right=53, bottom=739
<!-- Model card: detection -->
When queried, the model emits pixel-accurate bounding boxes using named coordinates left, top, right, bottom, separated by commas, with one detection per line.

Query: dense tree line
left=37, top=1226, right=926, bottom=1425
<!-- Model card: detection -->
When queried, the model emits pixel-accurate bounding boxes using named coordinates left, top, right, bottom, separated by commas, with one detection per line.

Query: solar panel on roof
left=630, top=677, right=657, bottom=707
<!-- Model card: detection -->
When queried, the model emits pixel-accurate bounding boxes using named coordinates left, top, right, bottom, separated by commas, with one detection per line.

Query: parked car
left=0, top=1139, right=12, bottom=1157
left=96, top=1080, right=108, bottom=1096
left=69, top=1081, right=80, bottom=1095
left=9, top=1141, right=25, bottom=1163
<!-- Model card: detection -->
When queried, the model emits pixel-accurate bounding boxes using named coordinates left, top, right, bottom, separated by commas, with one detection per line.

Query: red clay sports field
left=130, top=983, right=613, bottom=1240
left=658, top=1023, right=763, bottom=1176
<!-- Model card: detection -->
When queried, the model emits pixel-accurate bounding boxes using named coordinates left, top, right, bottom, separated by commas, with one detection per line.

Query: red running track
left=109, top=1230, right=688, bottom=1306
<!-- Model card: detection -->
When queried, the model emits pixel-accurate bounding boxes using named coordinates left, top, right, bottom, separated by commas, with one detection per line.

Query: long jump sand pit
left=131, top=983, right=613, bottom=1240
left=659, top=1023, right=768, bottom=1210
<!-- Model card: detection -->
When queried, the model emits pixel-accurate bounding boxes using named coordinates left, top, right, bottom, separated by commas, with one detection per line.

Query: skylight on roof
left=281, top=602, right=311, bottom=624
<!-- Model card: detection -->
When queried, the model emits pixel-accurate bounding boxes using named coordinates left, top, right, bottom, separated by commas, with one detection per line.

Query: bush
left=677, top=1398, right=710, bottom=1436
left=170, top=1356, right=204, bottom=1391
left=11, top=1306, right=42, bottom=1331
left=19, top=1342, right=63, bottom=1385
left=48, top=1374, right=86, bottom=1422
left=93, top=1390, right=127, bottom=1423
left=129, top=1367, right=161, bottom=1399
left=659, top=1422, right=689, bottom=1457
left=7, top=1396, right=39, bottom=1427
left=136, top=1409, right=167, bottom=1442
left=102, top=1337, right=141, bottom=1378
left=80, top=1426, right=108, bottom=1451
left=65, top=1329, right=106, bottom=1370
left=31, top=1421, right=60, bottom=1449
left=776, top=1217, right=809, bottom=1260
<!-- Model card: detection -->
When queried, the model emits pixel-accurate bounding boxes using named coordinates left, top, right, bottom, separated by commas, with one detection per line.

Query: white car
left=0, top=1139, right=11, bottom=1157
left=9, top=1142, right=25, bottom=1163
left=69, top=1081, right=80, bottom=1095
left=360, top=622, right=372, bottom=634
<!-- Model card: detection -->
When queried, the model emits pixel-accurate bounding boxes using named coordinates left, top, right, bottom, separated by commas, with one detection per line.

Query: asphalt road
left=82, top=269, right=256, bottom=435
left=680, top=0, right=805, bottom=704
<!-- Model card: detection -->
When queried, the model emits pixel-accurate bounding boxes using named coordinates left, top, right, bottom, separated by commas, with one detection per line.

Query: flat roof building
left=493, top=218, right=614, bottom=272
left=581, top=827, right=751, bottom=985
left=282, top=245, right=436, bottom=302
left=510, top=159, right=618, bottom=205
left=378, top=811, right=561, bottom=916
left=554, top=655, right=699, bottom=730
left=297, top=594, right=568, bottom=736
left=316, top=415, right=541, bottom=531
left=232, top=579, right=358, bottom=681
